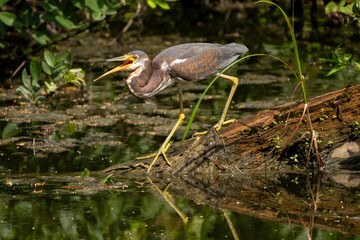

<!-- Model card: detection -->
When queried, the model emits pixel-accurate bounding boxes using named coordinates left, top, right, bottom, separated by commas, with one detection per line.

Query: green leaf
left=0, top=12, right=22, bottom=28
left=96, top=0, right=108, bottom=12
left=0, top=0, right=10, bottom=7
left=147, top=0, right=157, bottom=9
left=35, top=96, right=46, bottom=102
left=55, top=15, right=75, bottom=29
left=21, top=6, right=31, bottom=26
left=16, top=86, right=32, bottom=100
left=102, top=174, right=114, bottom=184
left=40, top=2, right=57, bottom=12
left=34, top=95, right=46, bottom=102
left=91, top=11, right=104, bottom=21
left=104, top=9, right=117, bottom=15
left=63, top=50, right=72, bottom=65
left=343, top=53, right=352, bottom=62
left=54, top=63, right=69, bottom=72
left=353, top=2, right=360, bottom=18
left=44, top=50, right=55, bottom=68
left=30, top=12, right=40, bottom=29
left=30, top=59, right=41, bottom=87
left=338, top=0, right=353, bottom=15
left=85, top=0, right=101, bottom=12
left=155, top=0, right=170, bottom=10
left=41, top=61, right=52, bottom=75
left=32, top=26, right=52, bottom=45
left=355, top=62, right=360, bottom=70
left=334, top=44, right=343, bottom=63
left=21, top=69, right=32, bottom=91
left=326, top=65, right=348, bottom=76
left=318, top=57, right=337, bottom=63
left=80, top=168, right=90, bottom=177
left=35, top=86, right=45, bottom=97
left=72, top=0, right=86, bottom=9
left=44, top=81, right=57, bottom=93
left=54, top=53, right=61, bottom=63
left=2, top=122, right=19, bottom=139
left=325, top=1, right=338, bottom=14
left=0, top=21, right=5, bottom=35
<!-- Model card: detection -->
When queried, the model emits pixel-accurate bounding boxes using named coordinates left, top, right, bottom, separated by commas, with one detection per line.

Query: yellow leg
left=194, top=73, right=238, bottom=136
left=136, top=88, right=185, bottom=173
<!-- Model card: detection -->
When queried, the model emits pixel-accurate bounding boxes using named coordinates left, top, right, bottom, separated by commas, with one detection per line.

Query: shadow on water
left=1, top=1, right=360, bottom=239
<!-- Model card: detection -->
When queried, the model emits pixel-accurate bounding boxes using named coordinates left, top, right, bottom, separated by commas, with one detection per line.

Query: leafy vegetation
left=320, top=45, right=360, bottom=76
left=147, top=0, right=170, bottom=10
left=80, top=167, right=90, bottom=177
left=102, top=174, right=114, bottom=184
left=325, top=0, right=360, bottom=25
left=0, top=0, right=170, bottom=59
left=16, top=50, right=85, bottom=103
left=16, top=60, right=44, bottom=102
left=352, top=121, right=360, bottom=138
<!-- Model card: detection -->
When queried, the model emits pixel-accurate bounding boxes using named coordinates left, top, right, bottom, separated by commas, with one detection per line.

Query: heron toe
left=136, top=142, right=172, bottom=173
left=193, top=119, right=237, bottom=136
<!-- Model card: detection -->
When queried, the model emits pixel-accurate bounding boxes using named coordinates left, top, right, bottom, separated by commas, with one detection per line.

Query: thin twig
left=109, top=2, right=146, bottom=45
left=7, top=60, right=25, bottom=83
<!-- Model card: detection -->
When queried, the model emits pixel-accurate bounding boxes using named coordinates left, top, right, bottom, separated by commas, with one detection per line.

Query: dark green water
left=1, top=1, right=360, bottom=239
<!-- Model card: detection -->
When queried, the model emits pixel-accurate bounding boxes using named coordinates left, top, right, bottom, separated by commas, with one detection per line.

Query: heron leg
left=136, top=87, right=185, bottom=173
left=194, top=73, right=238, bottom=136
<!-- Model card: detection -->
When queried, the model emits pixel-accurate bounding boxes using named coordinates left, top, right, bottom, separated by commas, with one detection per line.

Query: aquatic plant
left=351, top=121, right=360, bottom=138
left=80, top=168, right=90, bottom=177
left=41, top=50, right=85, bottom=94
left=16, top=50, right=85, bottom=102
left=16, top=60, right=45, bottom=103
left=320, top=45, right=360, bottom=76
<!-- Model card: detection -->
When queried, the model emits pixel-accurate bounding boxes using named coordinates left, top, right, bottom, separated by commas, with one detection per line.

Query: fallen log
left=101, top=84, right=360, bottom=175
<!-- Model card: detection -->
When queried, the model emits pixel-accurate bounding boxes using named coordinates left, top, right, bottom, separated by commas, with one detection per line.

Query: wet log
left=102, top=84, right=360, bottom=175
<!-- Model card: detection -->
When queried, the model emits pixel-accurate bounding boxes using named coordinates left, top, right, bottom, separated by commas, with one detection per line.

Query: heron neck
left=126, top=61, right=169, bottom=98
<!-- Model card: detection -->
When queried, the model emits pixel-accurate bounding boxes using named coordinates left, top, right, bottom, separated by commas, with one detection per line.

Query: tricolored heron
left=93, top=43, right=248, bottom=172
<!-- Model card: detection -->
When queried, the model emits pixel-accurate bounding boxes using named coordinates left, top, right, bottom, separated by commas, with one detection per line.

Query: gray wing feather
left=154, top=43, right=248, bottom=81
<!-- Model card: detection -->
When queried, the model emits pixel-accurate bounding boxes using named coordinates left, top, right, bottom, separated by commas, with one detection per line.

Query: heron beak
left=93, top=55, right=135, bottom=82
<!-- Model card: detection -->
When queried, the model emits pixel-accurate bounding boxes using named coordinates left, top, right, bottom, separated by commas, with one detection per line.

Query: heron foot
left=193, top=119, right=237, bottom=136
left=136, top=142, right=172, bottom=173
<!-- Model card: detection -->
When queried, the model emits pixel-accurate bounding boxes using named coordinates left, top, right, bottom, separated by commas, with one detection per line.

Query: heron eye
left=134, top=55, right=139, bottom=60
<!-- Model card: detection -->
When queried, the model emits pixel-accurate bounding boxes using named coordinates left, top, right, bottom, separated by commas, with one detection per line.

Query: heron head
left=93, top=50, right=148, bottom=82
